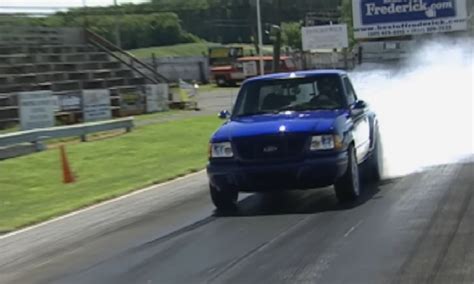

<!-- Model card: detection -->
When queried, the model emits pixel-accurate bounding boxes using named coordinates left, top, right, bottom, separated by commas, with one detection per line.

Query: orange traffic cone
left=60, top=145, right=75, bottom=184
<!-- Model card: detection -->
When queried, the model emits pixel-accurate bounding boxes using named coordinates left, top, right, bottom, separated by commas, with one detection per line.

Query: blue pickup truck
left=207, top=70, right=383, bottom=211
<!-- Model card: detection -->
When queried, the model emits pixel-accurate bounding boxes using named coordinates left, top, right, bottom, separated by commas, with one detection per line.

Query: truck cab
left=207, top=70, right=383, bottom=211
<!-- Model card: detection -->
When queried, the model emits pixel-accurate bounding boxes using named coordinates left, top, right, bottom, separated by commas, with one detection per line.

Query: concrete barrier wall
left=305, top=52, right=356, bottom=70
left=358, top=40, right=415, bottom=63
left=142, top=56, right=209, bottom=83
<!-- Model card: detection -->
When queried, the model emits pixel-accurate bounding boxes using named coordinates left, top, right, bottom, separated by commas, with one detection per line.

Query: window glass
left=343, top=77, right=357, bottom=105
left=233, top=75, right=345, bottom=117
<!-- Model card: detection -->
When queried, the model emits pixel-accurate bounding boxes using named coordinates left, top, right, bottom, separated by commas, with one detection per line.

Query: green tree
left=340, top=0, right=356, bottom=47
left=281, top=22, right=302, bottom=50
left=1, top=0, right=345, bottom=49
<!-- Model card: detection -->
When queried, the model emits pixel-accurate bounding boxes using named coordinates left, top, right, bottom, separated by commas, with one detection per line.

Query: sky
left=0, top=0, right=149, bottom=13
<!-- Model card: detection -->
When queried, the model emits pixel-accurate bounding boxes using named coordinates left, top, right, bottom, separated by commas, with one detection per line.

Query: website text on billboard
left=353, top=0, right=468, bottom=38
left=362, top=0, right=456, bottom=24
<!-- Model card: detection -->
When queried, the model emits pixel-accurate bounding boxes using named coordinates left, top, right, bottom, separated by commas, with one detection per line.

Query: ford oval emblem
left=263, top=145, right=278, bottom=153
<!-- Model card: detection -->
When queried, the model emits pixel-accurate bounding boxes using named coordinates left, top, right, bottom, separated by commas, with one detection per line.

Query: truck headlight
left=210, top=142, right=233, bottom=158
left=310, top=135, right=340, bottom=151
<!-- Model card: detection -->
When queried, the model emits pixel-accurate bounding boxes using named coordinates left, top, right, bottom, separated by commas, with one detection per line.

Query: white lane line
left=344, top=220, right=364, bottom=238
left=0, top=170, right=206, bottom=241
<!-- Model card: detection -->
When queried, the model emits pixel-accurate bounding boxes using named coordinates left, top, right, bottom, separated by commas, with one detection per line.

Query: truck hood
left=212, top=110, right=349, bottom=142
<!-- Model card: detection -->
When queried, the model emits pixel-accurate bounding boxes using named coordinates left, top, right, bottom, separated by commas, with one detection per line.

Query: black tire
left=210, top=184, right=238, bottom=211
left=368, top=128, right=383, bottom=182
left=334, top=145, right=361, bottom=203
left=216, top=77, right=227, bottom=87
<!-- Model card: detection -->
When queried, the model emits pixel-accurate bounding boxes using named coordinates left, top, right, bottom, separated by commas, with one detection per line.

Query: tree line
left=2, top=0, right=347, bottom=50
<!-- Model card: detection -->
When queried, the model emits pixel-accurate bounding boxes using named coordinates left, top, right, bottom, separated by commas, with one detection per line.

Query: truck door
left=343, top=77, right=370, bottom=162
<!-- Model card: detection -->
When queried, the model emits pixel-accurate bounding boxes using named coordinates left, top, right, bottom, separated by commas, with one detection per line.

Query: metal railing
left=0, top=117, right=134, bottom=151
left=85, top=29, right=168, bottom=84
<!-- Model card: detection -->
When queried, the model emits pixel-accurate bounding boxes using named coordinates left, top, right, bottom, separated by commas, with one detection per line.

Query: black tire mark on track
left=428, top=168, right=473, bottom=283
left=393, top=166, right=462, bottom=284
left=207, top=215, right=312, bottom=283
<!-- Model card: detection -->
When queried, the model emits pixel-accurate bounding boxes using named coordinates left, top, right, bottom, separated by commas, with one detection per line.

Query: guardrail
left=0, top=117, right=134, bottom=151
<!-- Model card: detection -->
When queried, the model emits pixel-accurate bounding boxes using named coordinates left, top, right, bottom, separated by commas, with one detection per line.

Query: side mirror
left=350, top=100, right=367, bottom=116
left=218, top=110, right=231, bottom=119
left=353, top=100, right=367, bottom=110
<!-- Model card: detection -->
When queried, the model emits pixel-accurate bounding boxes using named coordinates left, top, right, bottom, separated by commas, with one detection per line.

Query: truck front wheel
left=334, top=145, right=360, bottom=203
left=368, top=128, right=383, bottom=182
left=210, top=184, right=238, bottom=212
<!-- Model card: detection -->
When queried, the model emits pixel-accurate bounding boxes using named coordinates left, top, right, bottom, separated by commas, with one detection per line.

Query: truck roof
left=244, top=69, right=347, bottom=83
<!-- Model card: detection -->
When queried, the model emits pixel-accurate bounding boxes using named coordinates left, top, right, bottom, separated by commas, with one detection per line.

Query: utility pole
left=248, top=7, right=259, bottom=54
left=82, top=0, right=88, bottom=27
left=272, top=0, right=282, bottom=73
left=256, top=0, right=264, bottom=75
left=269, top=25, right=282, bottom=73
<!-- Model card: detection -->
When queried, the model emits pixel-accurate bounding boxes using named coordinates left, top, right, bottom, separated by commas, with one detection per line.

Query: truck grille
left=233, top=133, right=308, bottom=161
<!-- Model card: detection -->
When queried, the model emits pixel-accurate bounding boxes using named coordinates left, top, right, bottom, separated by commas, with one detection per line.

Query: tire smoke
left=350, top=37, right=473, bottom=177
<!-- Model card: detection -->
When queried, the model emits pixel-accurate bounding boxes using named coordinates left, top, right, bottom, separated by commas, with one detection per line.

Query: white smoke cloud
left=350, top=37, right=473, bottom=177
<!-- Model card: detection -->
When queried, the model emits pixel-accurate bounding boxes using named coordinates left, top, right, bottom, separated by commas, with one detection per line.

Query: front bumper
left=207, top=152, right=349, bottom=192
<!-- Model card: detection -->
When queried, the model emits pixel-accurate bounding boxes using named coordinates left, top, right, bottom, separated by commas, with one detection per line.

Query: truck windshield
left=233, top=75, right=345, bottom=117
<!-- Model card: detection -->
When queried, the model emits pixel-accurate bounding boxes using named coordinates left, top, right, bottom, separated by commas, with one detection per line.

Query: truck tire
left=210, top=184, right=238, bottom=211
left=216, top=77, right=227, bottom=87
left=367, top=127, right=383, bottom=182
left=334, top=145, right=360, bottom=203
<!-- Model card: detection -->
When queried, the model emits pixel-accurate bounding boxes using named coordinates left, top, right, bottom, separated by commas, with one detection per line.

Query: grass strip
left=0, top=116, right=221, bottom=233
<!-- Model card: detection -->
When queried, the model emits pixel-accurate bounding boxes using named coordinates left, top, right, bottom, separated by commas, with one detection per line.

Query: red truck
left=211, top=56, right=297, bottom=87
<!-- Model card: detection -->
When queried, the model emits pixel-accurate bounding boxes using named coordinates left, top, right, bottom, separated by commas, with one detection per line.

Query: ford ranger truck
left=207, top=70, right=383, bottom=211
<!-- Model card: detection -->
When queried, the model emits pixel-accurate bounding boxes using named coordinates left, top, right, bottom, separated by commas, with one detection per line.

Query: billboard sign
left=119, top=88, right=144, bottom=116
left=19, top=91, right=56, bottom=130
left=57, top=91, right=82, bottom=111
left=144, top=84, right=169, bottom=113
left=353, top=0, right=468, bottom=39
left=243, top=61, right=258, bottom=77
left=82, top=89, right=111, bottom=122
left=302, top=24, right=349, bottom=51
